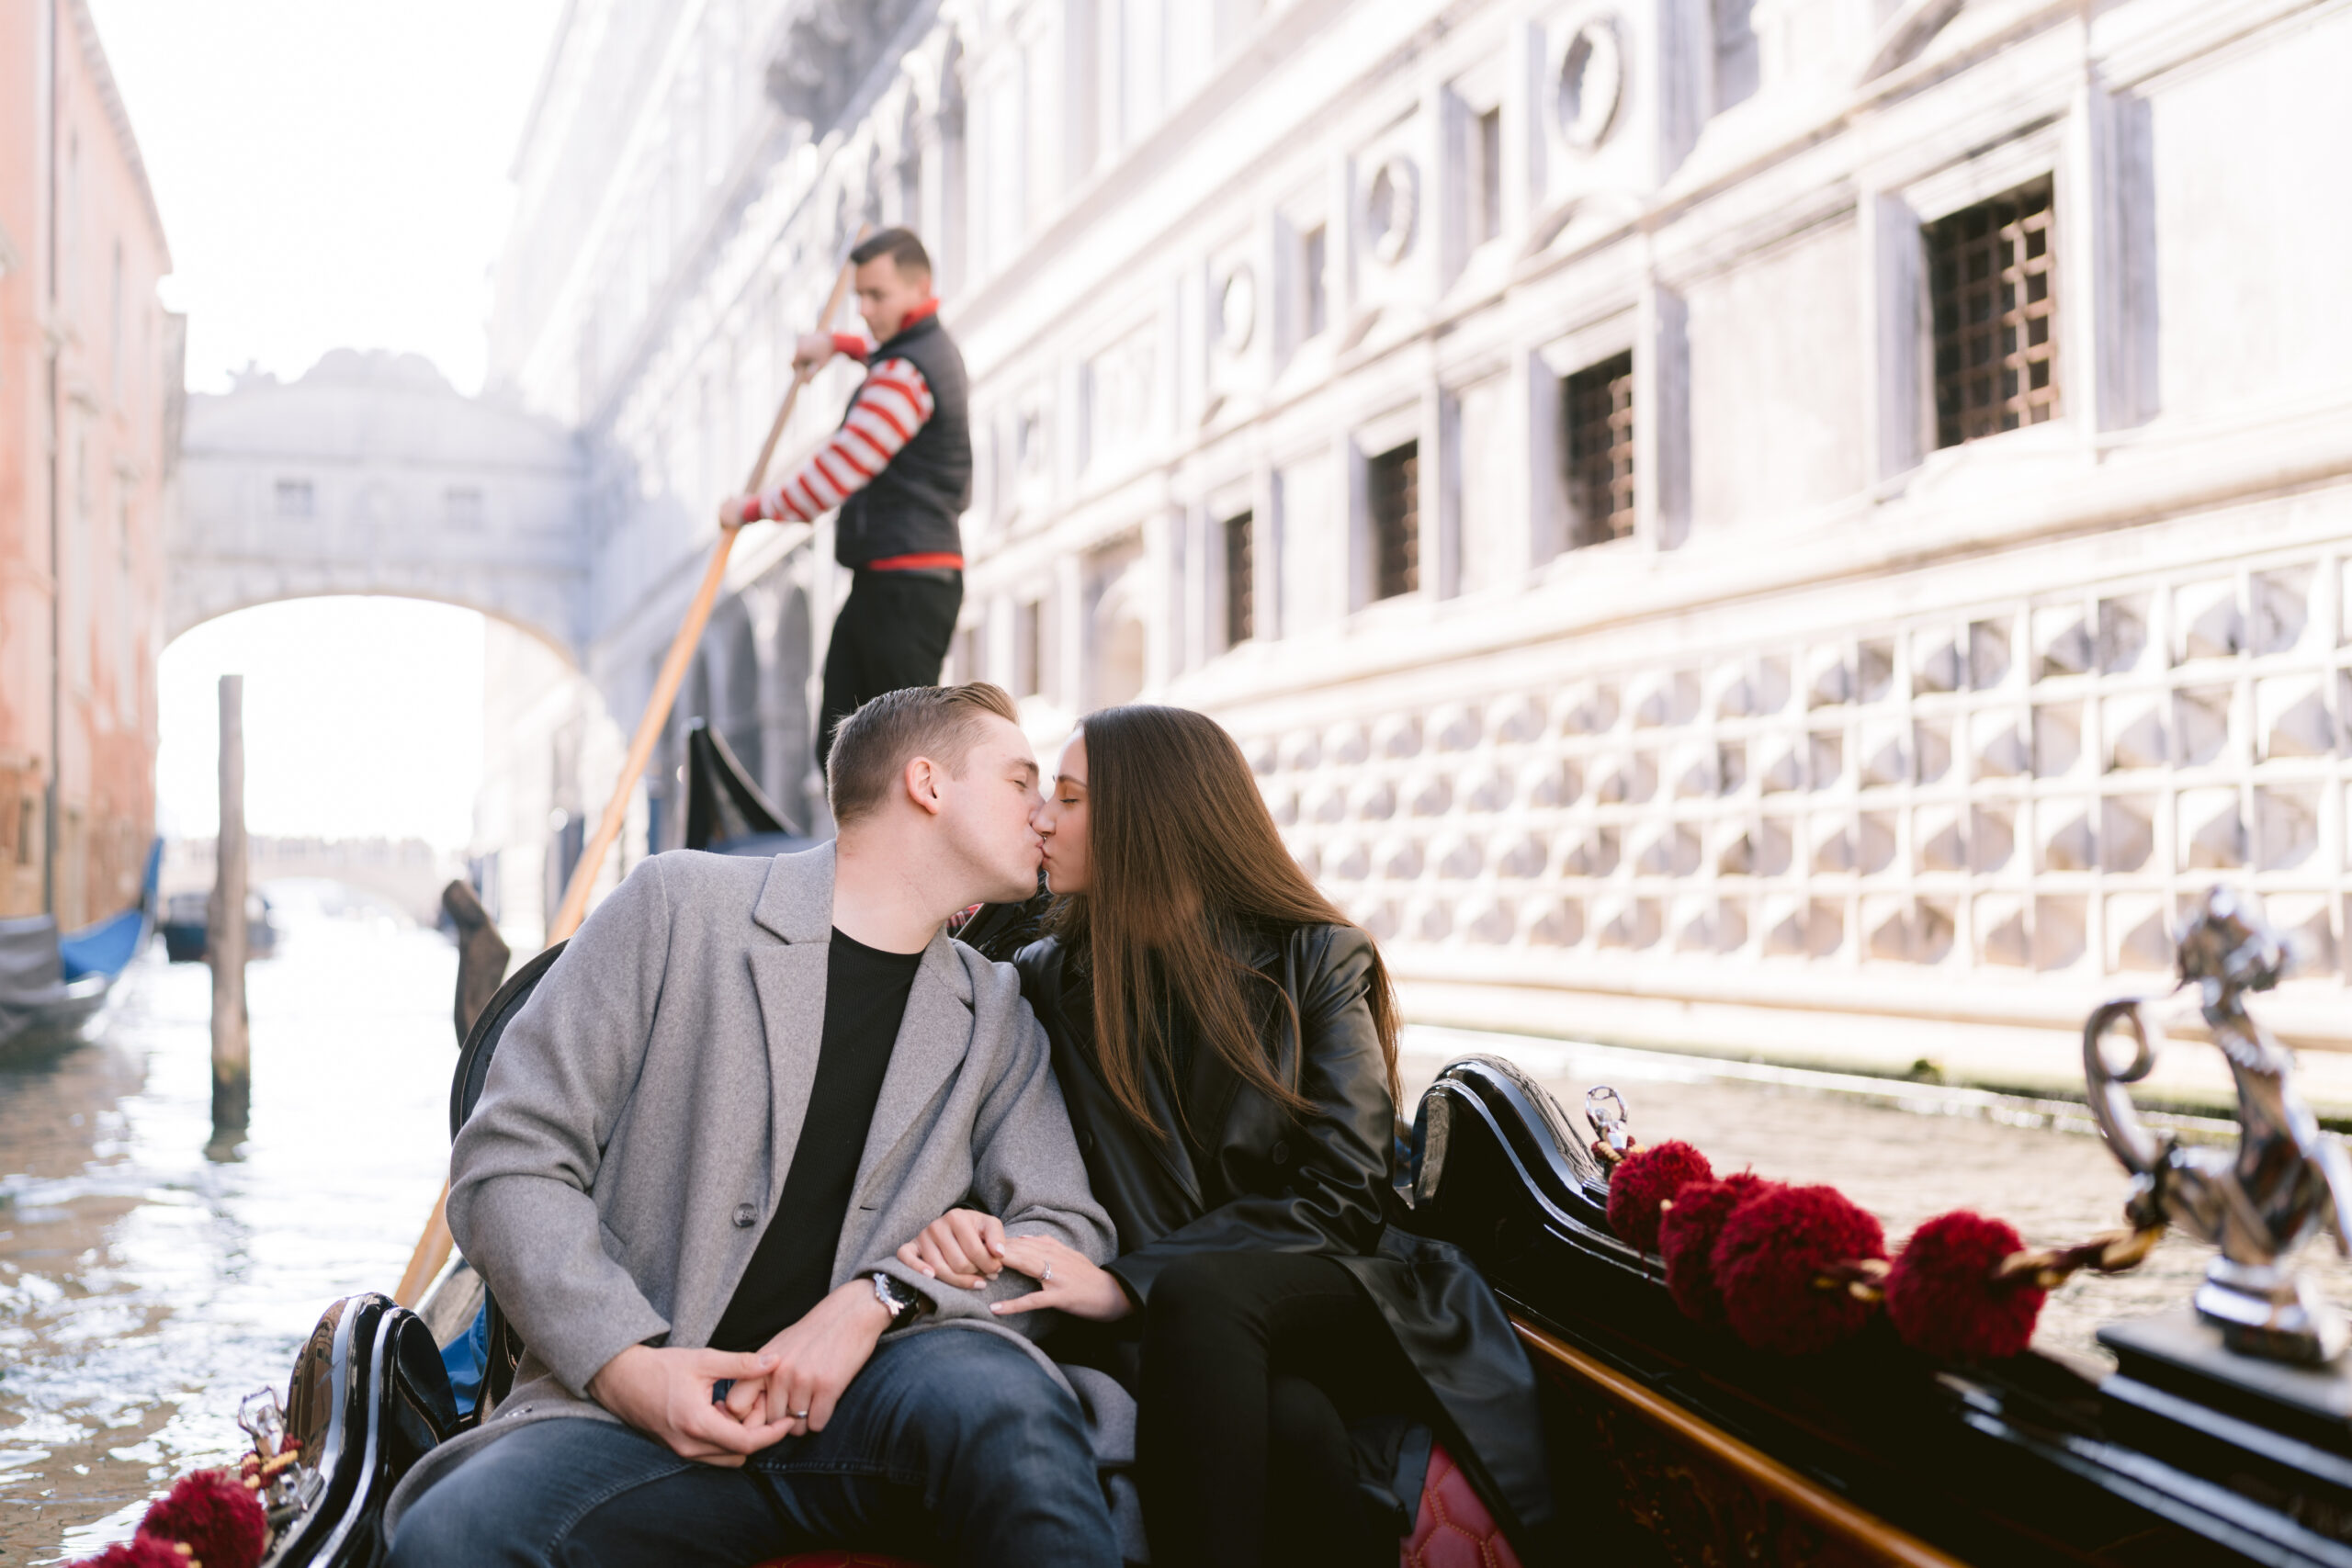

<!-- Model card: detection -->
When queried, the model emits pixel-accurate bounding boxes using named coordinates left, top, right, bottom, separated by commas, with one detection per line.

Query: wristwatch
left=871, top=1270, right=928, bottom=1332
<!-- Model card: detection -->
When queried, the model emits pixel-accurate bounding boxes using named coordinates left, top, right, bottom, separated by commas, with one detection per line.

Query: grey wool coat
left=385, top=842, right=1121, bottom=1532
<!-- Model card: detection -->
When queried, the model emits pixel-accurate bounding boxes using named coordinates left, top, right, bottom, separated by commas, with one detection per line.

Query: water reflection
left=0, top=900, right=454, bottom=1564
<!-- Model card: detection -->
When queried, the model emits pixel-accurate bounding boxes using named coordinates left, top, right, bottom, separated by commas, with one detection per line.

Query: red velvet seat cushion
left=756, top=1438, right=1521, bottom=1568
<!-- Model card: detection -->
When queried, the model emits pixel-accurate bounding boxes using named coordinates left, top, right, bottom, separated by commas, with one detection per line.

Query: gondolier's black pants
left=818, top=568, right=962, bottom=780
left=1137, top=1250, right=1419, bottom=1568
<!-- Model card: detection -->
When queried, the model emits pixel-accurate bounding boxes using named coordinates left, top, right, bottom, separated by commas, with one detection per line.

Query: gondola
left=190, top=735, right=2352, bottom=1568
left=0, top=840, right=159, bottom=1058
left=160, top=888, right=280, bottom=964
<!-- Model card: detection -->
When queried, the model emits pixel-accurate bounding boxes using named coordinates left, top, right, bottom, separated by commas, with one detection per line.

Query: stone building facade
left=489, top=0, right=2352, bottom=1086
left=0, top=0, right=177, bottom=927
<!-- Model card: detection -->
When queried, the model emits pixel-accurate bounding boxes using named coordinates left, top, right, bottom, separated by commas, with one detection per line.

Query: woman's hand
left=989, top=1235, right=1134, bottom=1323
left=897, top=1208, right=1007, bottom=1290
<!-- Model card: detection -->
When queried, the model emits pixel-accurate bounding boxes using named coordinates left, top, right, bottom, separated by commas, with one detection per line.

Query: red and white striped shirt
left=753, top=353, right=935, bottom=525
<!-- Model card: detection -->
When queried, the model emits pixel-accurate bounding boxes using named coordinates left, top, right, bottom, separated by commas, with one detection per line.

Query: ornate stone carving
left=1364, top=156, right=1419, bottom=265
left=766, top=0, right=923, bottom=136
left=1216, top=265, right=1256, bottom=355
left=1554, top=16, right=1624, bottom=152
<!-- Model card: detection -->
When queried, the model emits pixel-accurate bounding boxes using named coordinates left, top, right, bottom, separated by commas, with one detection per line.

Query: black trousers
left=818, top=568, right=963, bottom=777
left=1136, top=1251, right=1415, bottom=1568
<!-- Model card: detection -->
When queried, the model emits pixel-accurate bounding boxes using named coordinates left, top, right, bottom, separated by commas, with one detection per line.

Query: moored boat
left=160, top=888, right=279, bottom=964
left=0, top=840, right=160, bottom=1058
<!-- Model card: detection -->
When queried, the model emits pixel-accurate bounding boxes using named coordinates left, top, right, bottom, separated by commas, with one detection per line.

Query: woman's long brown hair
left=1052, top=704, right=1403, bottom=1133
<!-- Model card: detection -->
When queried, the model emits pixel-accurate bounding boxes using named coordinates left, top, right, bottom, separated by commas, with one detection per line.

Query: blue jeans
left=387, top=1327, right=1120, bottom=1567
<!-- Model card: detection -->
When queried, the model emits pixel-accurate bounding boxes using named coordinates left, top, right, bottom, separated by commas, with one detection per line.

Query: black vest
left=834, top=311, right=971, bottom=569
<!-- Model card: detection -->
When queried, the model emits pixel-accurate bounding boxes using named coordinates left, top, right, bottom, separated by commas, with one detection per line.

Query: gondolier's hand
left=718, top=1278, right=893, bottom=1438
left=990, top=1235, right=1134, bottom=1323
left=898, top=1207, right=1007, bottom=1289
left=790, top=332, right=837, bottom=371
left=587, top=1345, right=796, bottom=1467
left=717, top=494, right=761, bottom=529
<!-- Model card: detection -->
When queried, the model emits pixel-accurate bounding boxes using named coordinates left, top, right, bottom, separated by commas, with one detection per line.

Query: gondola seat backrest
left=450, top=942, right=567, bottom=1139
left=446, top=942, right=566, bottom=1417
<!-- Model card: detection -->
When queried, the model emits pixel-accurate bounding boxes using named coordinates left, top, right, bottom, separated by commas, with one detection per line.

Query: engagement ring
left=1042, top=1265, right=1054, bottom=1282
left=790, top=1409, right=810, bottom=1419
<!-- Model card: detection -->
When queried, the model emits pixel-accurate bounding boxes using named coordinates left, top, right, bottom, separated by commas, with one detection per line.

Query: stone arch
left=166, top=585, right=581, bottom=672
left=171, top=350, right=589, bottom=662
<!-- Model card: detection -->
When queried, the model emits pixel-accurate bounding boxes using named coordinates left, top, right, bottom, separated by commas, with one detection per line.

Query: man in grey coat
left=386, top=682, right=1122, bottom=1566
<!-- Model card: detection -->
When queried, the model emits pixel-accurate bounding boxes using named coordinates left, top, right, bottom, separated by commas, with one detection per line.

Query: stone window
left=1013, top=597, right=1044, bottom=698
left=445, top=487, right=486, bottom=529
left=274, top=479, right=314, bottom=520
left=1301, top=225, right=1328, bottom=339
left=1928, top=177, right=2059, bottom=448
left=1713, top=0, right=1759, bottom=113
left=949, top=625, right=978, bottom=685
left=1469, top=107, right=1503, bottom=246
left=1368, top=442, right=1419, bottom=601
left=1223, top=511, right=1255, bottom=646
left=1564, top=351, right=1635, bottom=546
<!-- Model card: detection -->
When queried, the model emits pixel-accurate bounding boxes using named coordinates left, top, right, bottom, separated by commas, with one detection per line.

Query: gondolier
left=721, top=227, right=971, bottom=784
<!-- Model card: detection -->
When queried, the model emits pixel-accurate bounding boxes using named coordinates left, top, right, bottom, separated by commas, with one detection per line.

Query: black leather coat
left=1013, top=924, right=1554, bottom=1548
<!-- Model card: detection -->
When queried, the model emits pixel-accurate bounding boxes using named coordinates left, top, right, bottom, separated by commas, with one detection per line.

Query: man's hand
left=587, top=1345, right=797, bottom=1467
left=791, top=332, right=838, bottom=372
left=718, top=1280, right=893, bottom=1438
left=989, top=1235, right=1134, bottom=1324
left=896, top=1208, right=1007, bottom=1289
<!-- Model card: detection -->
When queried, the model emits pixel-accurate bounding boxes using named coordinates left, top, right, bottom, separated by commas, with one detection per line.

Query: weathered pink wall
left=0, top=0, right=175, bottom=925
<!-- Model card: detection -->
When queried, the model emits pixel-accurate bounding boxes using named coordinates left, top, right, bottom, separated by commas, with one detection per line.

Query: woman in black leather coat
left=898, top=705, right=1551, bottom=1567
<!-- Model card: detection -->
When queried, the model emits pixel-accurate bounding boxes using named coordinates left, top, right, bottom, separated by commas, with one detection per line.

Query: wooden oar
left=392, top=232, right=867, bottom=1310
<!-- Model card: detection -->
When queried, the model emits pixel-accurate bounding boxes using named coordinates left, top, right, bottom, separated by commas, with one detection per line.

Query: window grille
left=1565, top=352, right=1635, bottom=546
left=1928, top=177, right=2059, bottom=448
left=274, top=479, right=314, bottom=520
left=1368, top=442, right=1419, bottom=601
left=1223, top=511, right=1255, bottom=646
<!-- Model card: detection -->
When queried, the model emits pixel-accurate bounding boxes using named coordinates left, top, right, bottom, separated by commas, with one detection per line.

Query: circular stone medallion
left=1556, top=17, right=1625, bottom=152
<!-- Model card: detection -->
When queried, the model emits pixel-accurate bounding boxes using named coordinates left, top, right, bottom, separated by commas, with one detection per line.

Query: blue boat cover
left=61, top=907, right=146, bottom=981
left=59, top=840, right=159, bottom=981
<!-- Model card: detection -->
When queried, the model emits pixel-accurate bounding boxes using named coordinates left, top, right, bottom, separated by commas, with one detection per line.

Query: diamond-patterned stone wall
left=1250, top=558, right=2352, bottom=1001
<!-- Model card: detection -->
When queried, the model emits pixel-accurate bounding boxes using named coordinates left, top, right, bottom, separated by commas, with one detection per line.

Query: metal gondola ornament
left=2083, top=885, right=2352, bottom=1364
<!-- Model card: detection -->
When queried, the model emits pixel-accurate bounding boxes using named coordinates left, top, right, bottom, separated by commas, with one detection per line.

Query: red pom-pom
left=1886, top=1210, right=2044, bottom=1360
left=1606, top=1140, right=1713, bottom=1253
left=1713, top=1183, right=1886, bottom=1355
left=140, top=1469, right=268, bottom=1568
left=69, top=1539, right=186, bottom=1568
left=1659, top=1172, right=1775, bottom=1323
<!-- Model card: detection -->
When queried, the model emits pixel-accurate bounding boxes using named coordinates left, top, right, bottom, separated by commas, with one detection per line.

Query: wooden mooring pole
left=209, top=674, right=250, bottom=1134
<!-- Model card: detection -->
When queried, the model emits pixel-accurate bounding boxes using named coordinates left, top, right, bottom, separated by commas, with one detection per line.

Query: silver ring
left=1041, top=1265, right=1053, bottom=1283
left=789, top=1409, right=810, bottom=1420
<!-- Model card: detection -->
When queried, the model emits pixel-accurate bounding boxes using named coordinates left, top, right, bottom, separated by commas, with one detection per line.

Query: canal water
left=6, top=903, right=2351, bottom=1562
left=0, top=897, right=453, bottom=1564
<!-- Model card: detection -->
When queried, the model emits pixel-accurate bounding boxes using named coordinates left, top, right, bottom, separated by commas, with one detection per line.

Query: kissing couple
left=384, top=682, right=1551, bottom=1566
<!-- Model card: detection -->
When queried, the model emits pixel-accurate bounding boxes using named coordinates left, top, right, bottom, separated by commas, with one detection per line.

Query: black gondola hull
left=1409, top=1054, right=2352, bottom=1567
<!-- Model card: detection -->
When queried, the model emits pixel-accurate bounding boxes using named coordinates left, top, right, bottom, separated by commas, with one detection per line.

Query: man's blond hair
left=827, top=682, right=1022, bottom=827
